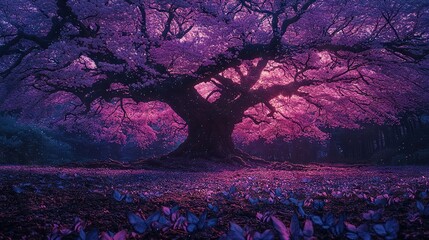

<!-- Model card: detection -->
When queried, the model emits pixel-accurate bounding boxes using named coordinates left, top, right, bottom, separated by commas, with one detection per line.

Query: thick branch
left=241, top=58, right=269, bottom=90
left=0, top=0, right=98, bottom=78
left=230, top=80, right=315, bottom=118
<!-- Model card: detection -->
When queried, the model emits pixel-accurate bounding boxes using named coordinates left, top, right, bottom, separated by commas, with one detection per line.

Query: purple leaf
left=113, top=190, right=124, bottom=202
left=79, top=229, right=86, bottom=240
left=416, top=201, right=424, bottom=212
left=311, top=216, right=323, bottom=226
left=100, top=230, right=127, bottom=240
left=228, top=222, right=245, bottom=240
left=346, top=232, right=359, bottom=240
left=271, top=216, right=290, bottom=240
left=173, top=216, right=186, bottom=230
left=373, top=224, right=387, bottom=236
left=198, top=211, right=207, bottom=229
left=229, top=185, right=237, bottom=194
left=208, top=203, right=219, bottom=213
left=12, top=185, right=23, bottom=194
left=158, top=215, right=170, bottom=225
left=385, top=219, right=399, bottom=234
left=227, top=222, right=245, bottom=239
left=124, top=194, right=133, bottom=203
left=302, top=219, right=313, bottom=237
left=171, top=212, right=179, bottom=222
left=207, top=218, right=217, bottom=228
left=290, top=214, right=301, bottom=240
left=313, top=200, right=325, bottom=210
left=298, top=206, right=306, bottom=217
left=362, top=209, right=382, bottom=221
left=187, top=211, right=199, bottom=224
left=323, top=213, right=335, bottom=229
left=230, top=222, right=243, bottom=234
left=331, top=215, right=345, bottom=237
left=345, top=222, right=357, bottom=232
left=147, top=211, right=161, bottom=223
left=47, top=233, right=62, bottom=240
left=254, top=230, right=274, bottom=240
left=186, top=223, right=197, bottom=233
left=83, top=229, right=99, bottom=240
left=358, top=231, right=371, bottom=240
left=127, top=213, right=147, bottom=234
left=162, top=206, right=171, bottom=216
left=170, top=205, right=179, bottom=214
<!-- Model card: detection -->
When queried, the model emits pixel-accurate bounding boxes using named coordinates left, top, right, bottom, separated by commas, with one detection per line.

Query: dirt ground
left=0, top=164, right=428, bottom=239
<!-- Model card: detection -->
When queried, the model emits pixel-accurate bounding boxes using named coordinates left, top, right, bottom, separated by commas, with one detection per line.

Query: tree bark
left=170, top=118, right=235, bottom=158
left=162, top=86, right=239, bottom=158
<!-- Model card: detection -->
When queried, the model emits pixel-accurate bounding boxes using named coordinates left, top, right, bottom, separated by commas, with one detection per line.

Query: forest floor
left=0, top=164, right=428, bottom=239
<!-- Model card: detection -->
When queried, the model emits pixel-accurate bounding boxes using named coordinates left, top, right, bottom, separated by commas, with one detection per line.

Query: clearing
left=0, top=165, right=428, bottom=239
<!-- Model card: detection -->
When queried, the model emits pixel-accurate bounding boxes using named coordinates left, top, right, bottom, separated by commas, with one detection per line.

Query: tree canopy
left=1, top=0, right=428, bottom=157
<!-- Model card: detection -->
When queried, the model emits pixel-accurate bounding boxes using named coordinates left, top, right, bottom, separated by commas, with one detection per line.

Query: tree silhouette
left=1, top=0, right=428, bottom=159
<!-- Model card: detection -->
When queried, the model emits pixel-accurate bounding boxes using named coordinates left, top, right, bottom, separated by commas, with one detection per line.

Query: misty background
left=1, top=110, right=428, bottom=166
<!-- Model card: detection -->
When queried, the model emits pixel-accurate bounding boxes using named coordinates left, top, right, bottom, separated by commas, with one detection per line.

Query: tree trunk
left=162, top=87, right=239, bottom=159
left=170, top=118, right=236, bottom=158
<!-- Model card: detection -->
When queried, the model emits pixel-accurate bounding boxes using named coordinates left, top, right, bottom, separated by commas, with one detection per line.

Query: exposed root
left=62, top=159, right=132, bottom=169
left=268, top=161, right=309, bottom=171
left=130, top=152, right=257, bottom=171
left=61, top=152, right=309, bottom=172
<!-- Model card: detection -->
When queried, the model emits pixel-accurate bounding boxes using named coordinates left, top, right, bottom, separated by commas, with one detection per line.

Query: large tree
left=1, top=0, right=428, bottom=159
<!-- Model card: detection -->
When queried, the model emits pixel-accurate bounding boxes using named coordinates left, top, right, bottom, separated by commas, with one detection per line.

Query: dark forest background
left=243, top=112, right=429, bottom=165
left=1, top=111, right=428, bottom=165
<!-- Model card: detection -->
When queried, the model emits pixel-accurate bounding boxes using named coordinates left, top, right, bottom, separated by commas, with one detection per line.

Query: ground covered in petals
left=0, top=165, right=428, bottom=239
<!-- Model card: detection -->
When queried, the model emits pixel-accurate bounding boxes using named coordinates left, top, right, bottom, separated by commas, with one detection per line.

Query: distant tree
left=1, top=0, right=428, bottom=159
left=0, top=115, right=73, bottom=164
